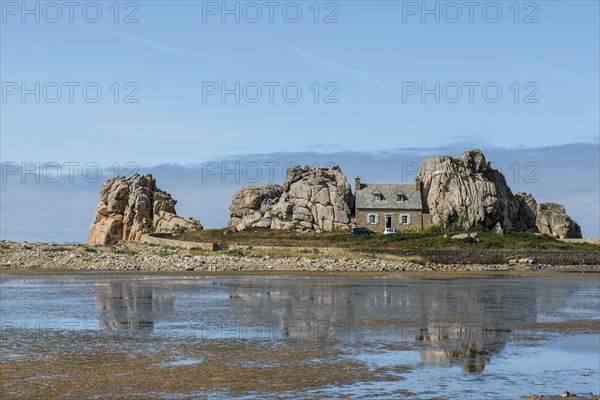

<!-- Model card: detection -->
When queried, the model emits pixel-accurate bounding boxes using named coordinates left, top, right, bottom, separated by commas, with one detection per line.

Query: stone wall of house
left=355, top=209, right=426, bottom=232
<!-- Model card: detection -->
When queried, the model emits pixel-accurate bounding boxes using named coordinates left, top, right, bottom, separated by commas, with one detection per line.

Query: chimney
left=355, top=176, right=361, bottom=192
left=415, top=177, right=421, bottom=192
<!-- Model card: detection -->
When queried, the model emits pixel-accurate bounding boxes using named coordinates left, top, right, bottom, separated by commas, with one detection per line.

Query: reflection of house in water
left=224, top=278, right=577, bottom=373
left=94, top=281, right=175, bottom=331
left=410, top=282, right=545, bottom=373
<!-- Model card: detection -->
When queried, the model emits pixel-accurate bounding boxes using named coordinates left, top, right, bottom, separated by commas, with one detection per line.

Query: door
left=385, top=215, right=392, bottom=228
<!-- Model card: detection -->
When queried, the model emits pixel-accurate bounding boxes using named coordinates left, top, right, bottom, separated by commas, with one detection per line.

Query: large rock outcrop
left=228, top=184, right=283, bottom=231
left=418, top=149, right=520, bottom=232
left=88, top=174, right=201, bottom=245
left=536, top=202, right=582, bottom=239
left=228, top=165, right=354, bottom=232
left=417, top=149, right=581, bottom=237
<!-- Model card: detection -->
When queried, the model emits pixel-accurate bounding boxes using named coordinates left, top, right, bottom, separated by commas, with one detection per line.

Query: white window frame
left=400, top=214, right=411, bottom=225
left=396, top=194, right=405, bottom=202
left=373, top=193, right=382, bottom=202
left=367, top=213, right=378, bottom=225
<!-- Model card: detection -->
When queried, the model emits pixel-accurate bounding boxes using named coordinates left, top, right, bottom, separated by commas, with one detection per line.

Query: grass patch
left=82, top=246, right=97, bottom=253
left=186, top=243, right=426, bottom=262
left=109, top=246, right=138, bottom=255
left=246, top=248, right=325, bottom=259
left=189, top=247, right=212, bottom=256
left=156, top=246, right=180, bottom=257
left=42, top=246, right=70, bottom=252
left=171, top=227, right=600, bottom=253
left=189, top=245, right=330, bottom=260
left=172, top=227, right=341, bottom=248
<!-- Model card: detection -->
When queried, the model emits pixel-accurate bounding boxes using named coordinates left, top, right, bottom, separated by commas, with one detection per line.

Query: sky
left=1, top=0, right=599, bottom=242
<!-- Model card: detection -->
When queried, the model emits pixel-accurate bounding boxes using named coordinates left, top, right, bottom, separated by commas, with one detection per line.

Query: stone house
left=354, top=177, right=432, bottom=232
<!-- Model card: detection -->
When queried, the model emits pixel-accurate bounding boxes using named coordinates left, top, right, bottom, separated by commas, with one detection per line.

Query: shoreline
left=1, top=241, right=598, bottom=273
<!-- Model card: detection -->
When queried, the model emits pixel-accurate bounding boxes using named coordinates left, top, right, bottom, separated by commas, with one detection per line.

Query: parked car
left=348, top=227, right=375, bottom=236
left=383, top=228, right=403, bottom=235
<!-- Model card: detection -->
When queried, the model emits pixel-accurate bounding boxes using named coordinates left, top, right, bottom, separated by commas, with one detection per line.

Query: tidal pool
left=1, top=272, right=599, bottom=399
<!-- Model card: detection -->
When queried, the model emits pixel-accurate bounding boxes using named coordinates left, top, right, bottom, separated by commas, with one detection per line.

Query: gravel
left=1, top=241, right=598, bottom=273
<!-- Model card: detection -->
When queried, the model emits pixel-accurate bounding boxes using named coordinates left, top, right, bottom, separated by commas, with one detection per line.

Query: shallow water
left=1, top=272, right=599, bottom=399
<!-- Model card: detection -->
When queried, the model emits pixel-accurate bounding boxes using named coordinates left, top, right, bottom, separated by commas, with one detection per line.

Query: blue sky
left=1, top=1, right=599, bottom=241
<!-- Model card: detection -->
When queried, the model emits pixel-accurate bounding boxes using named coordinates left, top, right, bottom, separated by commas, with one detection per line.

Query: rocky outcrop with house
left=228, top=165, right=355, bottom=232
left=417, top=149, right=581, bottom=238
left=86, top=151, right=581, bottom=241
left=88, top=174, right=202, bottom=245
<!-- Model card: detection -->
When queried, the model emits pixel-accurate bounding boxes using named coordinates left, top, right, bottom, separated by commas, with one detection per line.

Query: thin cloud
left=94, top=27, right=233, bottom=67
left=274, top=40, right=390, bottom=89
left=95, top=27, right=187, bottom=54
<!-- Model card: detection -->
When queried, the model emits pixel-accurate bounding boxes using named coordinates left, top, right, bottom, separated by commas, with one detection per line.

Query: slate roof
left=355, top=183, right=423, bottom=210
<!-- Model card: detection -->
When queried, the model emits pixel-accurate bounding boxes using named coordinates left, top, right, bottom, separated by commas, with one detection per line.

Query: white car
left=383, top=228, right=403, bottom=235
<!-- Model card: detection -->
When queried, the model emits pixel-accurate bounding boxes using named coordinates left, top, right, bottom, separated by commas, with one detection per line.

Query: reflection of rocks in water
left=226, top=288, right=342, bottom=340
left=224, top=278, right=579, bottom=371
left=416, top=325, right=511, bottom=373
left=94, top=281, right=174, bottom=331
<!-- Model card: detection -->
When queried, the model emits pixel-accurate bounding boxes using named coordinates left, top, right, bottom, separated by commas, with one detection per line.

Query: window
left=400, top=214, right=409, bottom=224
left=396, top=194, right=406, bottom=202
left=368, top=214, right=377, bottom=224
left=374, top=194, right=382, bottom=202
